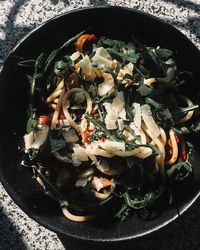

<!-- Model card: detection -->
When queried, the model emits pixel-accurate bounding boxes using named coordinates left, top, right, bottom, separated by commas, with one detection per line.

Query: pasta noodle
left=62, top=88, right=92, bottom=133
left=51, top=89, right=65, bottom=129
left=62, top=207, right=94, bottom=222
left=165, top=128, right=179, bottom=165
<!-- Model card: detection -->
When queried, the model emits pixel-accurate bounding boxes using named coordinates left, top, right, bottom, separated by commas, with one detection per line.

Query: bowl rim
left=0, top=5, right=200, bottom=242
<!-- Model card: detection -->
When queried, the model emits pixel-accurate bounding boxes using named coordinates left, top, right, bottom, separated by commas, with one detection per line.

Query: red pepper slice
left=84, top=129, right=90, bottom=143
left=76, top=34, right=97, bottom=52
left=181, top=149, right=187, bottom=161
left=38, top=115, right=50, bottom=125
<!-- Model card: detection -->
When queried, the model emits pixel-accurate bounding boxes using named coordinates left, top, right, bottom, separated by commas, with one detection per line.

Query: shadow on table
left=0, top=204, right=27, bottom=250
left=0, top=0, right=199, bottom=65
left=0, top=0, right=110, bottom=64
left=0, top=0, right=33, bottom=64
left=161, top=0, right=200, bottom=11
left=58, top=201, right=200, bottom=250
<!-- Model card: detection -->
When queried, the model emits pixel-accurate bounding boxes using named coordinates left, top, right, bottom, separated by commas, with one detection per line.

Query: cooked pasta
left=20, top=32, right=198, bottom=222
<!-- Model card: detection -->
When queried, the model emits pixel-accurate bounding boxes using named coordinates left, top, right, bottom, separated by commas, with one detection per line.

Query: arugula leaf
left=26, top=109, right=38, bottom=133
left=17, top=59, right=36, bottom=68
left=114, top=203, right=132, bottom=221
left=85, top=113, right=118, bottom=141
left=44, top=30, right=85, bottom=72
left=107, top=48, right=140, bottom=64
left=154, top=48, right=173, bottom=59
left=137, top=85, right=152, bottom=96
left=54, top=56, right=72, bottom=76
left=167, top=161, right=192, bottom=182
left=123, top=192, right=157, bottom=209
left=145, top=97, right=174, bottom=128
left=33, top=165, right=64, bottom=200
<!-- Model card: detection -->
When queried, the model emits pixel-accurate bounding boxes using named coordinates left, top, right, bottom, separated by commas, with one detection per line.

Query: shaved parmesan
left=119, top=63, right=134, bottom=78
left=123, top=62, right=134, bottom=75
left=31, top=127, right=49, bottom=149
left=24, top=131, right=34, bottom=150
left=122, top=130, right=134, bottom=141
left=73, top=144, right=88, bottom=161
left=103, top=91, right=126, bottom=130
left=141, top=104, right=160, bottom=138
left=105, top=120, right=117, bottom=130
left=89, top=121, right=95, bottom=131
left=98, top=73, right=115, bottom=96
left=118, top=108, right=126, bottom=119
left=130, top=122, right=140, bottom=136
left=92, top=47, right=113, bottom=68
left=70, top=51, right=81, bottom=61
left=103, top=103, right=118, bottom=130
left=104, top=109, right=118, bottom=130
left=77, top=55, right=95, bottom=80
left=112, top=92, right=125, bottom=114
left=117, top=118, right=124, bottom=131
left=133, top=103, right=141, bottom=129
left=129, top=122, right=142, bottom=143
left=95, top=47, right=112, bottom=60
left=103, top=102, right=112, bottom=113
left=93, top=55, right=113, bottom=68
left=144, top=78, right=156, bottom=87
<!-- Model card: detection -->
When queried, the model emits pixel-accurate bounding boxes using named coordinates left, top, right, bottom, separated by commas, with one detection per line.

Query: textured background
left=0, top=1, right=200, bottom=249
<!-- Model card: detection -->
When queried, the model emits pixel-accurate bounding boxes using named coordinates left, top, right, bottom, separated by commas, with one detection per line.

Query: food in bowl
left=18, top=31, right=198, bottom=222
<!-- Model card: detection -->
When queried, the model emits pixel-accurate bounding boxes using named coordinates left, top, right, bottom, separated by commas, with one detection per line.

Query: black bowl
left=0, top=6, right=200, bottom=242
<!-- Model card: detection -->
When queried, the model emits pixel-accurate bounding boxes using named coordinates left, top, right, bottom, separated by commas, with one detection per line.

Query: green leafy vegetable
left=18, top=31, right=196, bottom=223
left=167, top=161, right=192, bottom=181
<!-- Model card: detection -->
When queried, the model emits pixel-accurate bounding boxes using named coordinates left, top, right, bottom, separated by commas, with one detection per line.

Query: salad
left=18, top=31, right=198, bottom=222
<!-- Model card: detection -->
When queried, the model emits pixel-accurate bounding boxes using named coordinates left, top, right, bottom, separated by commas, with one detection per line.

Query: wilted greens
left=17, top=31, right=198, bottom=223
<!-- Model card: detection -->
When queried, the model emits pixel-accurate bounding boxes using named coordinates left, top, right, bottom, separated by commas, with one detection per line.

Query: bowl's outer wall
left=0, top=7, right=200, bottom=241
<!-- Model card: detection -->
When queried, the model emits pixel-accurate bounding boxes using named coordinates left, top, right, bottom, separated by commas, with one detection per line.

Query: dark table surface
left=0, top=0, right=200, bottom=249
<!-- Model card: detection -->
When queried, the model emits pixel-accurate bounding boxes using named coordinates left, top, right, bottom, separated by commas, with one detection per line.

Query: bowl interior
left=0, top=6, right=200, bottom=242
